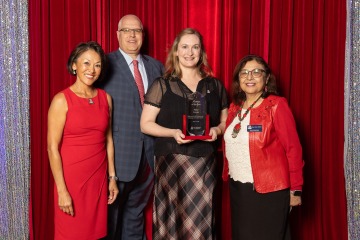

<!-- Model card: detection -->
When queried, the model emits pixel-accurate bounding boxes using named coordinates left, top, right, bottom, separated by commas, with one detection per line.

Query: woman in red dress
left=47, top=41, right=119, bottom=240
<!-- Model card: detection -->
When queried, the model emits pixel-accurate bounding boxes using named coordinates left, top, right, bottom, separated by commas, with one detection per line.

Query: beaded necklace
left=231, top=95, right=262, bottom=138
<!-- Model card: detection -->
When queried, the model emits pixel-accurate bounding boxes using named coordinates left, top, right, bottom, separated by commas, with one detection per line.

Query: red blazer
left=222, top=95, right=304, bottom=193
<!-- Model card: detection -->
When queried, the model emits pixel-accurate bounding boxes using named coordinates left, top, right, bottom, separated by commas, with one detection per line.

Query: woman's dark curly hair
left=66, top=41, right=106, bottom=81
left=231, top=54, right=278, bottom=105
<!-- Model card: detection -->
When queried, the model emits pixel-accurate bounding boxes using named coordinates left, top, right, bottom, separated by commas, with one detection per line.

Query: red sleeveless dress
left=54, top=88, right=109, bottom=240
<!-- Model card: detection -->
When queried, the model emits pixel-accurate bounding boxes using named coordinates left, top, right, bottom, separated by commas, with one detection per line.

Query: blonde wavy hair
left=163, top=28, right=213, bottom=78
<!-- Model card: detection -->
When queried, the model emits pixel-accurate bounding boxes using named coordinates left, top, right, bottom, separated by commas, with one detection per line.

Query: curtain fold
left=29, top=0, right=52, bottom=239
left=29, top=1, right=348, bottom=239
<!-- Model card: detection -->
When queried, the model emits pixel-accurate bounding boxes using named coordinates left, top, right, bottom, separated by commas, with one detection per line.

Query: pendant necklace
left=231, top=95, right=262, bottom=138
left=74, top=83, right=95, bottom=105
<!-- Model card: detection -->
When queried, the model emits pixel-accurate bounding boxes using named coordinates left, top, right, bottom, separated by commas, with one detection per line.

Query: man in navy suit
left=101, top=14, right=164, bottom=240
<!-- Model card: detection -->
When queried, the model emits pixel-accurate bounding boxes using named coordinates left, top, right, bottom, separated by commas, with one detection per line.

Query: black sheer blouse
left=144, top=76, right=228, bottom=157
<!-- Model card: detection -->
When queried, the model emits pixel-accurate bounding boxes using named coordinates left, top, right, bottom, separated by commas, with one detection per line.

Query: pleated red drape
left=29, top=0, right=347, bottom=239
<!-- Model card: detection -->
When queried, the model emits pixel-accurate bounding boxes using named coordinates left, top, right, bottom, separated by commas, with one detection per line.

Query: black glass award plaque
left=182, top=91, right=211, bottom=140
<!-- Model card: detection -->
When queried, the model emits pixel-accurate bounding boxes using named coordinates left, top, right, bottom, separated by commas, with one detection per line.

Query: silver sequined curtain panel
left=345, top=1, right=360, bottom=239
left=0, top=0, right=30, bottom=239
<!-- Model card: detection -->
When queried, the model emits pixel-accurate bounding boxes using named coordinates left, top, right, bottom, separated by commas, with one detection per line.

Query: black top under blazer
left=100, top=50, right=164, bottom=182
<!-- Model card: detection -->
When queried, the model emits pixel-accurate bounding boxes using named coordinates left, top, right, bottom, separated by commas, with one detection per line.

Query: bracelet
left=108, top=176, right=118, bottom=181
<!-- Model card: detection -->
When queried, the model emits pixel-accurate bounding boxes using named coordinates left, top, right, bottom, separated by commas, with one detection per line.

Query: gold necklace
left=231, top=95, right=262, bottom=138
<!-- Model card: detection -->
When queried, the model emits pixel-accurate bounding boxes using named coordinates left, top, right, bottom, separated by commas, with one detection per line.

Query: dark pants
left=105, top=153, right=154, bottom=240
left=229, top=179, right=291, bottom=240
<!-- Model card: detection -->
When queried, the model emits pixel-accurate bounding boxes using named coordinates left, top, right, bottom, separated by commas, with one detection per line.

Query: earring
left=265, top=80, right=269, bottom=92
left=72, top=69, right=76, bottom=75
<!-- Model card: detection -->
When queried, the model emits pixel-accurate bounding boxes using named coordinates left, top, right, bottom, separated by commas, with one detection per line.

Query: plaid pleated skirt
left=153, top=153, right=217, bottom=240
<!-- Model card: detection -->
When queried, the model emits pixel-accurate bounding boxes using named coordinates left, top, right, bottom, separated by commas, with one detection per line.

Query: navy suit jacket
left=100, top=50, right=164, bottom=182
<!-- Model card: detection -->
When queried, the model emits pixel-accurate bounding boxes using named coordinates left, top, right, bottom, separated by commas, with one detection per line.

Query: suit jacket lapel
left=113, top=50, right=137, bottom=88
left=142, top=54, right=155, bottom=91
left=113, top=50, right=145, bottom=111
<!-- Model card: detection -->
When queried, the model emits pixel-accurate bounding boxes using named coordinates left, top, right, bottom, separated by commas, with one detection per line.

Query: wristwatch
left=108, top=176, right=119, bottom=181
left=291, top=190, right=302, bottom=196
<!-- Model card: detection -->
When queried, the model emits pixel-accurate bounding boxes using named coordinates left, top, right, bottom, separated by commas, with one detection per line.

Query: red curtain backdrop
left=29, top=0, right=347, bottom=239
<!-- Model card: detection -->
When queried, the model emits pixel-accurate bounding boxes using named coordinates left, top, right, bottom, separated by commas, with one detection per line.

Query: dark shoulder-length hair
left=231, top=54, right=278, bottom=105
left=66, top=41, right=106, bottom=80
left=163, top=28, right=212, bottom=78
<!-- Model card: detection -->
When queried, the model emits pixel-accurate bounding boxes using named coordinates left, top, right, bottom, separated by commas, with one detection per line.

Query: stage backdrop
left=0, top=0, right=30, bottom=239
left=29, top=0, right=347, bottom=239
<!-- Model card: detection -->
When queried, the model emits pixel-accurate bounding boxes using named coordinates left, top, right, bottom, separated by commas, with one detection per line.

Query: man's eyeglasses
left=239, top=68, right=265, bottom=79
left=118, top=28, right=143, bottom=34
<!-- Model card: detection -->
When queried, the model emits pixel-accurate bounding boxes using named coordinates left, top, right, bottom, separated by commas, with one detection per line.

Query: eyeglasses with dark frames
left=118, top=28, right=143, bottom=34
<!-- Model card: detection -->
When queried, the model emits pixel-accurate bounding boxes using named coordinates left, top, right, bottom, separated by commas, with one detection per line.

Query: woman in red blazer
left=223, top=55, right=304, bottom=240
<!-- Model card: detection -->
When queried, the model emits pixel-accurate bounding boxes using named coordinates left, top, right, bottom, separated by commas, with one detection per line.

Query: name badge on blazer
left=247, top=125, right=262, bottom=132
